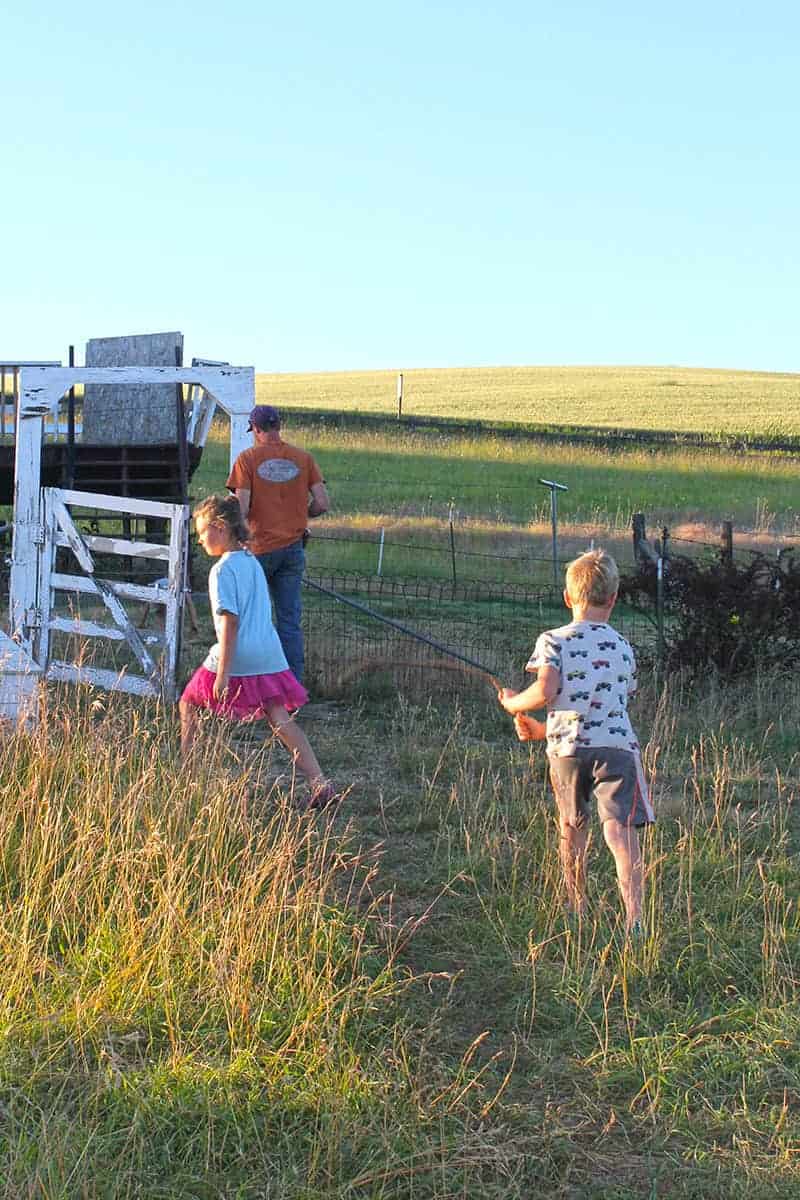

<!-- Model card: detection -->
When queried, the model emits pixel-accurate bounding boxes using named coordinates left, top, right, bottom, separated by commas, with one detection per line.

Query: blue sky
left=3, top=1, right=798, bottom=373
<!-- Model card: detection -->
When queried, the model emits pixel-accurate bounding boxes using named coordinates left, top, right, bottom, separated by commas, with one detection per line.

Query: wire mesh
left=302, top=570, right=658, bottom=699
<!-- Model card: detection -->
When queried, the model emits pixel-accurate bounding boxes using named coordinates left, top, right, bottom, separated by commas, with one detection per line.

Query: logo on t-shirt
left=257, top=458, right=300, bottom=483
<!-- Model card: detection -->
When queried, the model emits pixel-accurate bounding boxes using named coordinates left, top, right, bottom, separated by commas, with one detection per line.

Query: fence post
left=539, top=478, right=568, bottom=587
left=632, top=513, right=647, bottom=566
left=376, top=527, right=385, bottom=576
left=396, top=372, right=403, bottom=420
left=448, top=502, right=457, bottom=591
left=720, top=520, right=733, bottom=565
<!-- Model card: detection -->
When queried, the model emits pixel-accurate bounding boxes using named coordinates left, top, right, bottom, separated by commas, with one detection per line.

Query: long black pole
left=66, top=344, right=76, bottom=487
left=303, top=577, right=501, bottom=687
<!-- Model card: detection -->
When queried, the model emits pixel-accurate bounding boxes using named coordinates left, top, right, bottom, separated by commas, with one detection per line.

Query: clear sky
left=3, top=1, right=798, bottom=374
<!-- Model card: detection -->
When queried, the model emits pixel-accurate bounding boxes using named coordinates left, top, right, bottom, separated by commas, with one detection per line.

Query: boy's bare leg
left=264, top=704, right=325, bottom=787
left=560, top=820, right=589, bottom=915
left=179, top=701, right=200, bottom=760
left=602, top=819, right=643, bottom=930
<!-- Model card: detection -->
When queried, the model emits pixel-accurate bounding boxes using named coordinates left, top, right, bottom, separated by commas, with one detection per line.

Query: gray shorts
left=548, top=748, right=654, bottom=829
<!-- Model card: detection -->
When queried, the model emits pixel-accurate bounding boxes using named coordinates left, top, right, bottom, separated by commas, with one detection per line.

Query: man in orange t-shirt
left=227, top=405, right=329, bottom=683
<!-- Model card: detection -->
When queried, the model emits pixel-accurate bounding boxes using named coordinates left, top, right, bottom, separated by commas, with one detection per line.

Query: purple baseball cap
left=248, top=404, right=281, bottom=431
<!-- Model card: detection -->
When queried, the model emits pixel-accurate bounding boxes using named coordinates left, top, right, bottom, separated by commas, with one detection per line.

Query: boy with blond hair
left=499, top=549, right=653, bottom=934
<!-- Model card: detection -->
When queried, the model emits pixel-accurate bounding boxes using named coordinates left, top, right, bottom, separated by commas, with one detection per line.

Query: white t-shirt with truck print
left=526, top=620, right=640, bottom=758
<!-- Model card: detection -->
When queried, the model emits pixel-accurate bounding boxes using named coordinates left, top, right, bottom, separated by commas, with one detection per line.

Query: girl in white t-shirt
left=180, top=494, right=335, bottom=809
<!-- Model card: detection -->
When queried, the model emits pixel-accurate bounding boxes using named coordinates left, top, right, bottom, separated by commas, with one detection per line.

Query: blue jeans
left=256, top=539, right=305, bottom=683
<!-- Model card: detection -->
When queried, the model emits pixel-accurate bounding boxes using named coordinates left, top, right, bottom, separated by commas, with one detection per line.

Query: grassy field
left=254, top=365, right=800, bottom=437
left=194, top=410, right=800, bottom=586
left=2, top=672, right=799, bottom=1197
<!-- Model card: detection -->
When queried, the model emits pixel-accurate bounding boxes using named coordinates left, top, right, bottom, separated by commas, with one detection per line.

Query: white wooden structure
left=2, top=363, right=255, bottom=722
left=38, top=488, right=188, bottom=697
left=0, top=630, right=38, bottom=726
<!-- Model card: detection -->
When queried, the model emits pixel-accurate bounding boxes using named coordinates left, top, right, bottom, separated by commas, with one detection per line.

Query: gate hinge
left=32, top=525, right=46, bottom=546
left=24, top=606, right=43, bottom=630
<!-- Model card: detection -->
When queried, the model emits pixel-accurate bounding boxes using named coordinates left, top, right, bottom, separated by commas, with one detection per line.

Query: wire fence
left=300, top=570, right=658, bottom=699
left=1, top=508, right=795, bottom=704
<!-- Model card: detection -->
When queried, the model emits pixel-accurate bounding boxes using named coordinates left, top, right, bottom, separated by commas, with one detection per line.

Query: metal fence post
left=539, top=478, right=568, bottom=587
left=377, top=527, right=385, bottom=576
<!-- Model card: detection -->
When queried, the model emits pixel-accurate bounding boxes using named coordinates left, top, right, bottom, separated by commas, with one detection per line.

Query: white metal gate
left=35, top=489, right=189, bottom=698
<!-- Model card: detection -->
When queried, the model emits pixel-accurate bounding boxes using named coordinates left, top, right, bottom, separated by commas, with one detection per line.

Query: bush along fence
left=622, top=514, right=800, bottom=678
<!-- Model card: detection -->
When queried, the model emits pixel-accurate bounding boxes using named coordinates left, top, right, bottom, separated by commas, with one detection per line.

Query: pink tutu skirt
left=180, top=666, right=308, bottom=719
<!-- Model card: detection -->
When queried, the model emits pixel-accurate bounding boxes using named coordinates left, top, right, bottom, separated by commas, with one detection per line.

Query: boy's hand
left=498, top=687, right=518, bottom=712
left=514, top=714, right=547, bottom=742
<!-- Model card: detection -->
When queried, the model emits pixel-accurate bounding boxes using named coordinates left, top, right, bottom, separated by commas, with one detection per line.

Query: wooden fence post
left=632, top=513, right=647, bottom=566
left=720, top=521, right=733, bottom=565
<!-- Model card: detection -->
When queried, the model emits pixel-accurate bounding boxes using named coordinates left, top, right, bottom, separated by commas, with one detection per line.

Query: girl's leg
left=559, top=818, right=589, bottom=915
left=264, top=703, right=325, bottom=787
left=602, top=819, right=643, bottom=930
left=180, top=700, right=200, bottom=760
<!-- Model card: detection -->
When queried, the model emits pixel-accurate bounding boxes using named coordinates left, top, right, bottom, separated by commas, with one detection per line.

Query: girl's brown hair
left=193, top=494, right=250, bottom=544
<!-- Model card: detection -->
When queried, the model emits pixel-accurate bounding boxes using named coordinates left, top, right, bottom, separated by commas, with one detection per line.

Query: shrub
left=619, top=551, right=800, bottom=677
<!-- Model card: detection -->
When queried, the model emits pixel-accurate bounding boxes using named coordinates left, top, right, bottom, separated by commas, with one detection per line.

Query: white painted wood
left=53, top=533, right=171, bottom=561
left=9, top=386, right=45, bottom=657
left=46, top=661, right=159, bottom=698
left=37, top=491, right=57, bottom=670
left=18, top=363, right=255, bottom=476
left=43, top=490, right=157, bottom=676
left=188, top=358, right=230, bottom=447
left=51, top=573, right=170, bottom=604
left=47, top=615, right=165, bottom=646
left=55, top=488, right=179, bottom=519
left=50, top=492, right=95, bottom=574
left=0, top=630, right=41, bottom=727
left=19, top=365, right=255, bottom=421
left=194, top=391, right=218, bottom=447
left=230, top=413, right=251, bottom=466
left=88, top=578, right=157, bottom=675
left=163, top=502, right=190, bottom=696
left=9, top=383, right=194, bottom=711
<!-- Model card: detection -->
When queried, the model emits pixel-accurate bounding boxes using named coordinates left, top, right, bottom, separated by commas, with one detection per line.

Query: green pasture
left=194, top=411, right=800, bottom=585
left=255, top=364, right=800, bottom=437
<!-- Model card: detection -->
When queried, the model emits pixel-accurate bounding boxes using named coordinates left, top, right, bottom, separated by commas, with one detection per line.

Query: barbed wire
left=669, top=533, right=797, bottom=558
